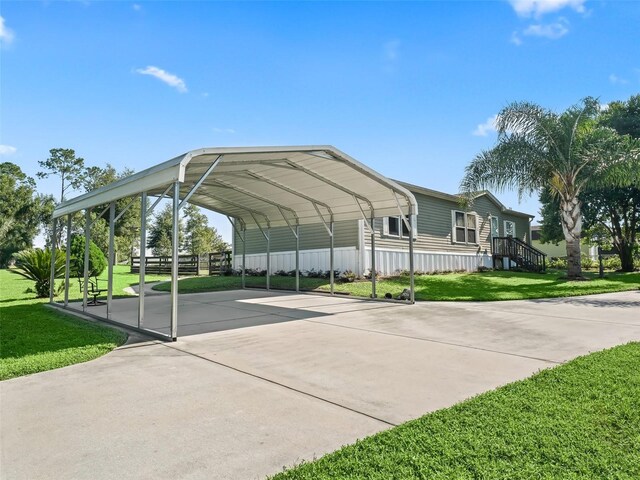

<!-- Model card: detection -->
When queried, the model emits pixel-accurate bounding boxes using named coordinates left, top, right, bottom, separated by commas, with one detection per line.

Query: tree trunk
left=617, top=241, right=635, bottom=272
left=560, top=196, right=584, bottom=279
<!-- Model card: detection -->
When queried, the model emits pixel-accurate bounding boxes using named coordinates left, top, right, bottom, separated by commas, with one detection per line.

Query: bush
left=338, top=270, right=356, bottom=283
left=581, top=254, right=596, bottom=270
left=12, top=248, right=65, bottom=298
left=603, top=256, right=622, bottom=271
left=69, top=235, right=107, bottom=278
left=548, top=257, right=568, bottom=270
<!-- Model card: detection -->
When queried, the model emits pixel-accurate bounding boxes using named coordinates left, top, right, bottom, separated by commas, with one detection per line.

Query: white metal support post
left=170, top=182, right=180, bottom=340
left=295, top=225, right=300, bottom=292
left=64, top=215, right=71, bottom=307
left=138, top=192, right=147, bottom=329
left=329, top=221, right=334, bottom=295
left=370, top=216, right=376, bottom=298
left=241, top=226, right=246, bottom=289
left=83, top=209, right=91, bottom=311
left=49, top=218, right=57, bottom=303
left=107, top=202, right=115, bottom=318
left=266, top=227, right=271, bottom=291
left=408, top=211, right=415, bottom=304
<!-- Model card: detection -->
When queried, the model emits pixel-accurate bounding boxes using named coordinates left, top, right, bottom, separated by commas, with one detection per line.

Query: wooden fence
left=130, top=251, right=232, bottom=276
left=130, top=255, right=199, bottom=275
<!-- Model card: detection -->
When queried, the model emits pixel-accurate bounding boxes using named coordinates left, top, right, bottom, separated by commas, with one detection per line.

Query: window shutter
left=382, top=217, right=389, bottom=236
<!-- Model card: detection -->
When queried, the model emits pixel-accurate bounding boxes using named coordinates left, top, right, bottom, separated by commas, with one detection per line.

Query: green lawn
left=272, top=342, right=640, bottom=479
left=153, top=270, right=640, bottom=301
left=0, top=266, right=167, bottom=380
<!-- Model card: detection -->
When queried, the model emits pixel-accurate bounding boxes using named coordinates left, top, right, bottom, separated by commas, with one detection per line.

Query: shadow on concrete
left=63, top=289, right=387, bottom=339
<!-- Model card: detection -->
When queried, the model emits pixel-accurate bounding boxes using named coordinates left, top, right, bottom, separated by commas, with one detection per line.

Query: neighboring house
left=233, top=180, right=534, bottom=275
left=531, top=226, right=598, bottom=259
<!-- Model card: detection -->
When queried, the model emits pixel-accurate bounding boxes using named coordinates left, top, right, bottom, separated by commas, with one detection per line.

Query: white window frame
left=504, top=220, right=516, bottom=238
left=451, top=210, right=479, bottom=245
left=383, top=215, right=417, bottom=240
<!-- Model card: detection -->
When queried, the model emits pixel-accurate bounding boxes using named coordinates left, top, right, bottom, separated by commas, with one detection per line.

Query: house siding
left=364, top=192, right=530, bottom=254
left=231, top=188, right=532, bottom=274
left=233, top=220, right=359, bottom=255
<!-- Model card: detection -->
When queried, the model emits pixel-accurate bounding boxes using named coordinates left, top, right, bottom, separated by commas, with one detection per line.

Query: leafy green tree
left=12, top=248, right=65, bottom=298
left=37, top=148, right=85, bottom=202
left=461, top=98, right=639, bottom=279
left=69, top=235, right=107, bottom=278
left=147, top=204, right=183, bottom=256
left=0, top=163, right=53, bottom=267
left=183, top=204, right=229, bottom=256
left=600, top=94, right=640, bottom=138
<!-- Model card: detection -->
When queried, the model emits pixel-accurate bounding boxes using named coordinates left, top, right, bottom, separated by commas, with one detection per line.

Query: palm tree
left=460, top=98, right=639, bottom=279
left=13, top=248, right=66, bottom=298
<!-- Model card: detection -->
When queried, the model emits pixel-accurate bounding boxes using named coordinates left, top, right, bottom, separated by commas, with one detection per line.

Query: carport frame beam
left=170, top=181, right=180, bottom=340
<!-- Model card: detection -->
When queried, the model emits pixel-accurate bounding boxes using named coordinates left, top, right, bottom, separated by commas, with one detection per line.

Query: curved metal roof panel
left=52, top=146, right=418, bottom=226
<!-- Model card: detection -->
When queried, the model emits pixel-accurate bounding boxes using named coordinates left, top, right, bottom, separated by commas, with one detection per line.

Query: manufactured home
left=233, top=180, right=535, bottom=275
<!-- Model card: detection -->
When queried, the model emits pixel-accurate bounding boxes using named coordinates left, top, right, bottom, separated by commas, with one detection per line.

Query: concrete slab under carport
left=2, top=290, right=639, bottom=480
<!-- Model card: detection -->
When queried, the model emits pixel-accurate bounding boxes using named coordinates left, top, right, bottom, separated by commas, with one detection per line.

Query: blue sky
left=2, top=0, right=639, bottom=244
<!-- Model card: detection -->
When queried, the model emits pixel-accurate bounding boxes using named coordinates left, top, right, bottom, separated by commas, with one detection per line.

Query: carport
left=49, top=146, right=418, bottom=340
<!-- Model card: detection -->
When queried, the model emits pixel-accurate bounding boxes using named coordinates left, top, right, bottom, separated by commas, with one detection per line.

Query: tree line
left=0, top=148, right=228, bottom=268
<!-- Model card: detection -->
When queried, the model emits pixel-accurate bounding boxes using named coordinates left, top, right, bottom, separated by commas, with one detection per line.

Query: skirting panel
left=233, top=247, right=359, bottom=273
left=366, top=248, right=492, bottom=274
left=233, top=246, right=492, bottom=275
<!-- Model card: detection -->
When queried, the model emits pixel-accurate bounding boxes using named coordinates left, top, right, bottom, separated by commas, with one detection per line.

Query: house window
left=388, top=216, right=400, bottom=237
left=384, top=215, right=416, bottom=239
left=504, top=220, right=516, bottom=237
left=452, top=210, right=478, bottom=244
left=490, top=216, right=499, bottom=239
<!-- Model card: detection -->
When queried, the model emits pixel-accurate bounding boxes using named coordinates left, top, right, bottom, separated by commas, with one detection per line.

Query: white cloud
left=508, top=0, right=586, bottom=18
left=213, top=127, right=236, bottom=134
left=472, top=115, right=498, bottom=137
left=383, top=39, right=401, bottom=62
left=0, top=16, right=15, bottom=45
left=132, top=3, right=142, bottom=11
left=510, top=31, right=523, bottom=45
left=0, top=144, right=17, bottom=155
left=522, top=19, right=569, bottom=39
left=609, top=74, right=628, bottom=85
left=135, top=66, right=187, bottom=93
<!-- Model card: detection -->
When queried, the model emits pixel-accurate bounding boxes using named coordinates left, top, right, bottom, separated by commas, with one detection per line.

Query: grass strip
left=153, top=270, right=640, bottom=301
left=272, top=342, right=640, bottom=479
left=0, top=266, right=165, bottom=380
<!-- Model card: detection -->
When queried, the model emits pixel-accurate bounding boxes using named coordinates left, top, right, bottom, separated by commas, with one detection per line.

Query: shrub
left=69, top=235, right=107, bottom=278
left=274, top=270, right=289, bottom=277
left=364, top=269, right=380, bottom=279
left=12, top=248, right=65, bottom=298
left=581, top=254, right=596, bottom=270
left=548, top=257, right=568, bottom=270
left=603, top=256, right=622, bottom=271
left=338, top=270, right=356, bottom=283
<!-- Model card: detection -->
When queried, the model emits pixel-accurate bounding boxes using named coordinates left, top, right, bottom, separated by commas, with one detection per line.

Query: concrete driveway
left=2, top=290, right=639, bottom=480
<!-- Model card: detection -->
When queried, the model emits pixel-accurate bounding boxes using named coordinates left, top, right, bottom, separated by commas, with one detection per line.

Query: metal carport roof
left=52, top=146, right=418, bottom=225
left=50, top=145, right=419, bottom=341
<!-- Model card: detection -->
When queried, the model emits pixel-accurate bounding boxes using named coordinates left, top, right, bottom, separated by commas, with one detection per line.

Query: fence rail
left=130, top=251, right=233, bottom=276
left=130, top=255, right=199, bottom=275
left=208, top=251, right=232, bottom=276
